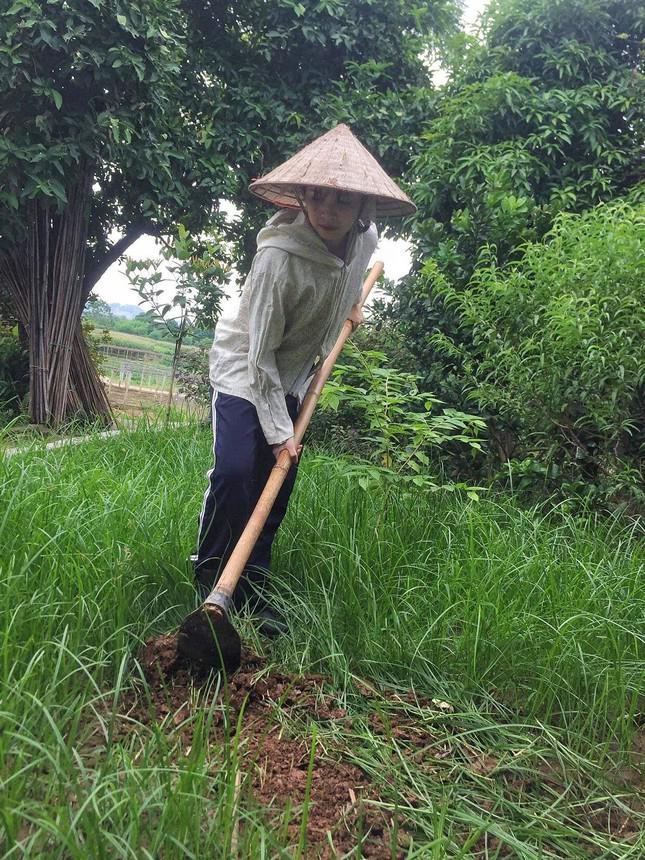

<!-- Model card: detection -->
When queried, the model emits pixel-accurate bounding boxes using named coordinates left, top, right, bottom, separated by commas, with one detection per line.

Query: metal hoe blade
left=177, top=605, right=242, bottom=673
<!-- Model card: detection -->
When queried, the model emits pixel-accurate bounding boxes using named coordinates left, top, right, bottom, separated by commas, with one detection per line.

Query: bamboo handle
left=205, top=260, right=384, bottom=607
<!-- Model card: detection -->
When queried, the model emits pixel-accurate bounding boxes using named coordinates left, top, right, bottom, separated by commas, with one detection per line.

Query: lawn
left=1, top=423, right=643, bottom=857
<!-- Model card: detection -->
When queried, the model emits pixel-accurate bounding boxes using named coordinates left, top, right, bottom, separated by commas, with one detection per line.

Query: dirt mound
left=123, top=634, right=408, bottom=857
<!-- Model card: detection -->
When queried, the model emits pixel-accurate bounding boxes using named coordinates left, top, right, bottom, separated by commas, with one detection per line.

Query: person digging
left=177, top=123, right=415, bottom=673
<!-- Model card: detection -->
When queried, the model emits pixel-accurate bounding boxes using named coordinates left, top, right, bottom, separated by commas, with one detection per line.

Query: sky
left=95, top=0, right=488, bottom=313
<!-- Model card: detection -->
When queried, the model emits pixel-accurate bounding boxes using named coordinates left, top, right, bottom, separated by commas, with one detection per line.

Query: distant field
left=94, top=330, right=203, bottom=356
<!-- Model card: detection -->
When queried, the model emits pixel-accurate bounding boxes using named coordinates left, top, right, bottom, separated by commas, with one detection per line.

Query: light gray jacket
left=209, top=209, right=378, bottom=444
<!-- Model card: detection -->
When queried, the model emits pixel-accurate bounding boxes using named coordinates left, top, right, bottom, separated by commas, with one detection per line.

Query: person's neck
left=323, top=235, right=349, bottom=259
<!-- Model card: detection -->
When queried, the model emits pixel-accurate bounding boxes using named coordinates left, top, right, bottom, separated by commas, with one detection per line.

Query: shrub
left=176, top=347, right=211, bottom=408
left=430, top=190, right=645, bottom=509
left=315, top=342, right=486, bottom=493
left=0, top=326, right=28, bottom=422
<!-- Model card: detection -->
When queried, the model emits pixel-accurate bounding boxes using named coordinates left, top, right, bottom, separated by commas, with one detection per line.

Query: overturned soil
left=129, top=632, right=409, bottom=857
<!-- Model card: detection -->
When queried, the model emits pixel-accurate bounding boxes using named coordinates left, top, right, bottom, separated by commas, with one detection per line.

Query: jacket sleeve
left=246, top=251, right=294, bottom=445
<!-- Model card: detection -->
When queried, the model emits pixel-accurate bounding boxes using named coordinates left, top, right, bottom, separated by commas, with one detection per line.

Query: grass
left=0, top=422, right=643, bottom=857
left=0, top=401, right=198, bottom=452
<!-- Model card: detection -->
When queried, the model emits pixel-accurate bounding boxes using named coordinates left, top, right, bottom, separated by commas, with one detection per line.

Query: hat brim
left=249, top=180, right=416, bottom=218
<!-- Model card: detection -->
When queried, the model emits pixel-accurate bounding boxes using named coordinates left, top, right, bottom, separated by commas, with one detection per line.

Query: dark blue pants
left=195, top=391, right=299, bottom=608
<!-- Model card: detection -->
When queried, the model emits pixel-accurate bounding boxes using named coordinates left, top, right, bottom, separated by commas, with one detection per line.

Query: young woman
left=193, top=124, right=415, bottom=636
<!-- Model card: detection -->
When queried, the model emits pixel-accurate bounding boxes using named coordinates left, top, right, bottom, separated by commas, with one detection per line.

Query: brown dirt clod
left=140, top=631, right=185, bottom=678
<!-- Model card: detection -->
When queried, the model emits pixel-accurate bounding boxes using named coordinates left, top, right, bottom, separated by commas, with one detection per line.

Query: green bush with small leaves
left=430, top=191, right=645, bottom=508
left=315, top=343, right=486, bottom=494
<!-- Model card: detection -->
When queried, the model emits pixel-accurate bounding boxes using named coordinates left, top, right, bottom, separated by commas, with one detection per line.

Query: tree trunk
left=27, top=198, right=51, bottom=424
left=0, top=161, right=112, bottom=427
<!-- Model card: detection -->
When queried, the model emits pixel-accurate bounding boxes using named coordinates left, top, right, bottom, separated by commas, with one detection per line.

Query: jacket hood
left=256, top=209, right=356, bottom=268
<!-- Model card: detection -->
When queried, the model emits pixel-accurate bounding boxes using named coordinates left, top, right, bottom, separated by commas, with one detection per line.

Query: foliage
left=0, top=0, right=221, bottom=247
left=391, top=0, right=645, bottom=404
left=0, top=289, right=17, bottom=325
left=0, top=0, right=223, bottom=424
left=110, top=313, right=213, bottom=346
left=82, top=294, right=114, bottom=330
left=317, top=342, right=486, bottom=492
left=0, top=0, right=458, bottom=253
left=125, top=224, right=226, bottom=423
left=429, top=191, right=645, bottom=509
left=184, top=0, right=459, bottom=272
left=413, top=0, right=644, bottom=281
left=0, top=0, right=457, bottom=423
left=126, top=225, right=228, bottom=334
left=0, top=325, right=28, bottom=422
left=176, top=347, right=211, bottom=409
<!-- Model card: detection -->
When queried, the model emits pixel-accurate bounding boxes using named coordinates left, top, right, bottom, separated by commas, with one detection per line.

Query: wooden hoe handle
left=204, top=260, right=385, bottom=609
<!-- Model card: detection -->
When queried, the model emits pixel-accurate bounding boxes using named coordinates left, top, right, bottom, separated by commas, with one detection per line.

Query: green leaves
left=0, top=0, right=196, bottom=244
left=125, top=224, right=228, bottom=337
left=406, top=0, right=644, bottom=289
left=390, top=0, right=644, bottom=480
left=431, top=191, right=645, bottom=505
left=319, top=342, right=486, bottom=490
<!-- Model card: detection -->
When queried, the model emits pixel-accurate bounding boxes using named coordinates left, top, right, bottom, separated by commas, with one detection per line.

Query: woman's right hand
left=272, top=436, right=302, bottom=464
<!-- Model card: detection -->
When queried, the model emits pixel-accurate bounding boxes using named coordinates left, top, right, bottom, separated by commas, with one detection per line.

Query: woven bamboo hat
left=249, top=123, right=416, bottom=217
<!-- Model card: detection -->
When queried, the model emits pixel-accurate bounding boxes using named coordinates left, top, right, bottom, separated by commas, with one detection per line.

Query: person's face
left=301, top=187, right=363, bottom=248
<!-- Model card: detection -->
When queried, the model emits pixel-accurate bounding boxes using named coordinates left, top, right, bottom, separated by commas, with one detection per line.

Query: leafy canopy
left=409, top=0, right=644, bottom=285
left=389, top=0, right=644, bottom=410
left=430, top=189, right=645, bottom=506
left=0, top=0, right=460, bottom=274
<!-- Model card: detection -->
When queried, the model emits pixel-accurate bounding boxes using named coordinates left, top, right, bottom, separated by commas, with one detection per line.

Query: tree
left=181, top=0, right=457, bottom=272
left=0, top=0, right=459, bottom=427
left=125, top=224, right=227, bottom=424
left=0, top=0, right=225, bottom=425
left=82, top=295, right=114, bottom=330
left=391, top=0, right=644, bottom=400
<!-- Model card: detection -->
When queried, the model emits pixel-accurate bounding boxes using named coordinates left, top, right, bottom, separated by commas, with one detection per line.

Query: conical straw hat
left=249, top=124, right=416, bottom=217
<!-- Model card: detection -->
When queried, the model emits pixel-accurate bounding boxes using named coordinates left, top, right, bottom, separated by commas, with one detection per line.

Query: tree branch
left=82, top=222, right=164, bottom=303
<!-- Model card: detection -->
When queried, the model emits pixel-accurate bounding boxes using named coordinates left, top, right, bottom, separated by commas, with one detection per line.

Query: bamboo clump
left=0, top=160, right=112, bottom=427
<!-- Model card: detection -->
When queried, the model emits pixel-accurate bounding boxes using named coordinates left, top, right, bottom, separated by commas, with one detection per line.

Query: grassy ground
left=0, top=423, right=643, bottom=857
left=0, top=405, right=195, bottom=453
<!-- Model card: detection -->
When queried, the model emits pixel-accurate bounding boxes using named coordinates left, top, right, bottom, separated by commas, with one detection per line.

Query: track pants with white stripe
left=195, top=391, right=299, bottom=608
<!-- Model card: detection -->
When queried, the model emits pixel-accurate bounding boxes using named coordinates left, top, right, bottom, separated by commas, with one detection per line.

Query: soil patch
left=105, top=380, right=206, bottom=419
left=122, top=633, right=409, bottom=857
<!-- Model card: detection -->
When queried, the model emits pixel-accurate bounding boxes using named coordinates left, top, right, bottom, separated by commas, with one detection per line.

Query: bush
left=313, top=342, right=486, bottom=493
left=0, top=326, right=28, bottom=422
left=430, top=190, right=645, bottom=509
left=176, top=347, right=211, bottom=408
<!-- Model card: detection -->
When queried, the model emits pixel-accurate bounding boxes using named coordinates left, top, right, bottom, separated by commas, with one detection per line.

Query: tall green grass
left=1, top=423, right=643, bottom=857
left=279, top=459, right=644, bottom=745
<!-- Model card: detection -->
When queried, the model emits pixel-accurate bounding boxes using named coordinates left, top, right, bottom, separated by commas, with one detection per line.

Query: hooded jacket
left=209, top=209, right=378, bottom=445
